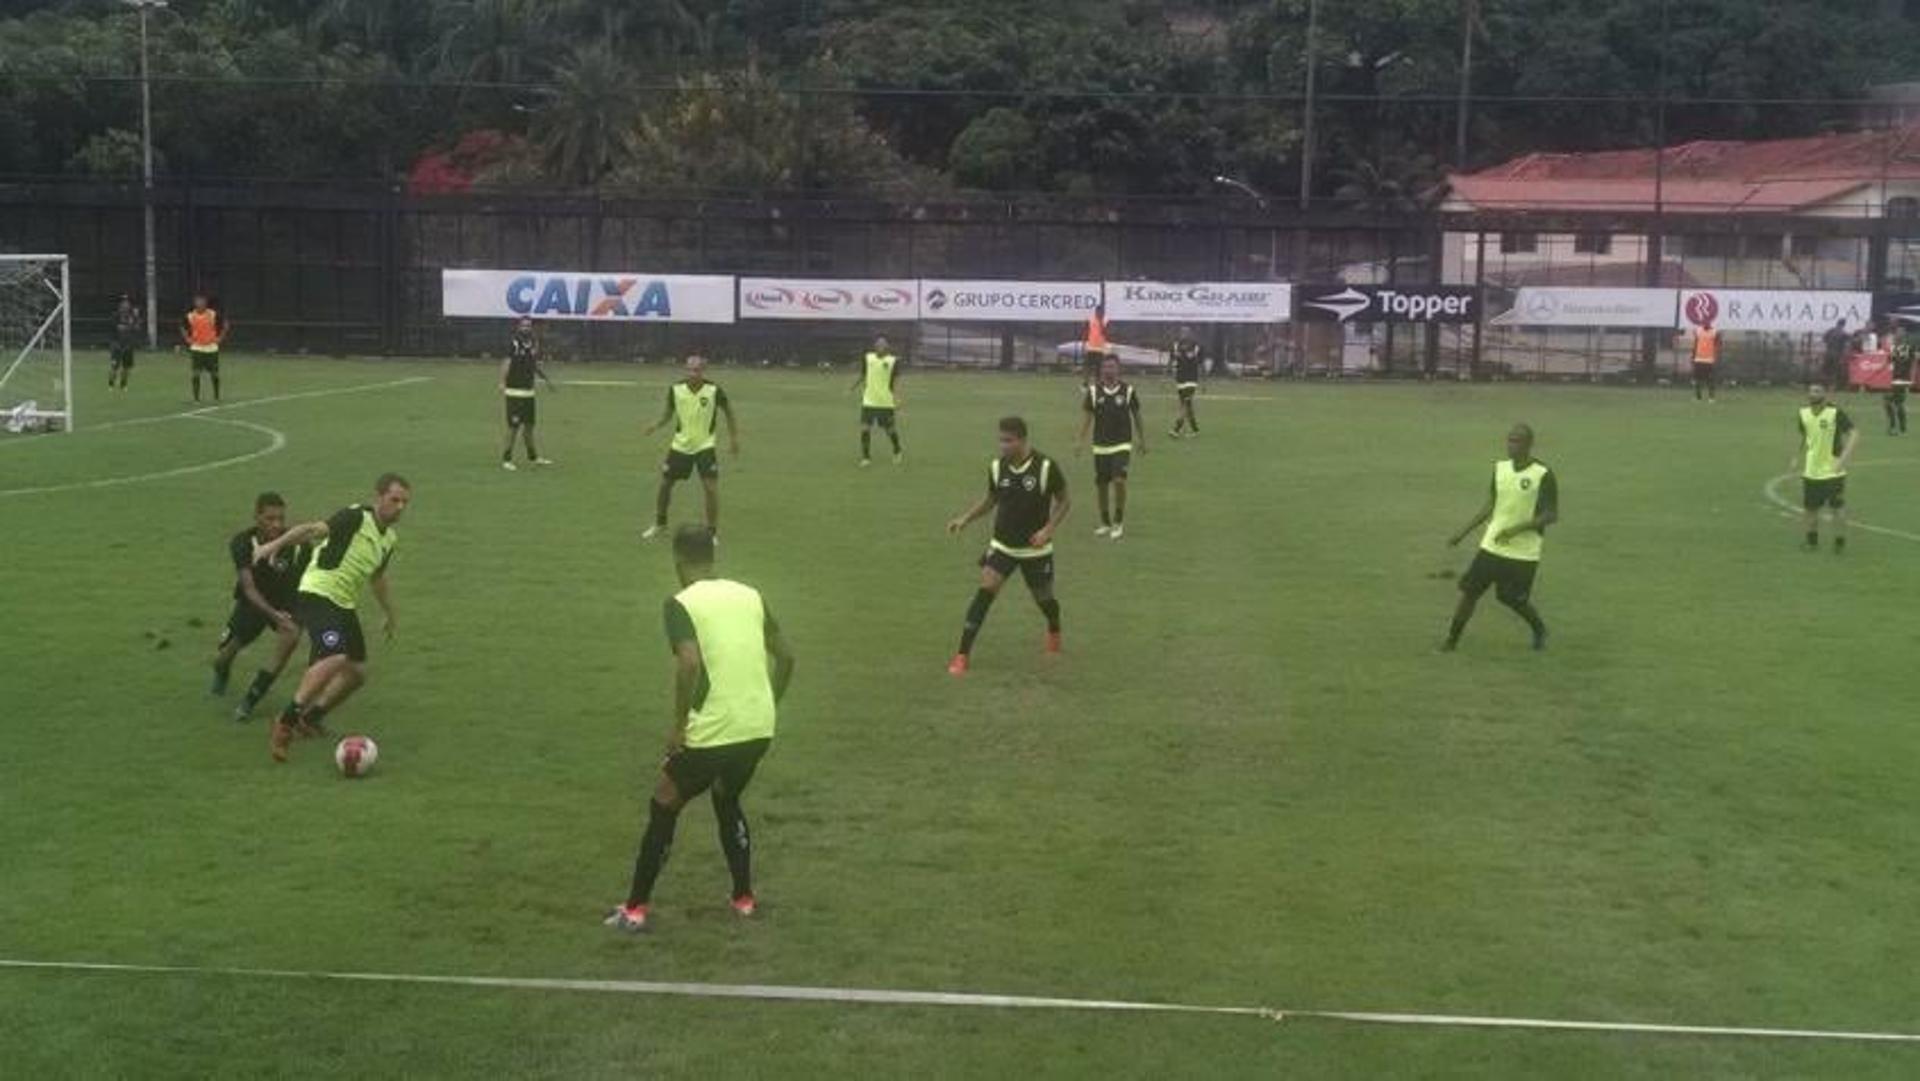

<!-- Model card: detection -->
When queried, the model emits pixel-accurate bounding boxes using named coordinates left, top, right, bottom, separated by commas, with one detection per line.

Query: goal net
left=0, top=254, right=74, bottom=435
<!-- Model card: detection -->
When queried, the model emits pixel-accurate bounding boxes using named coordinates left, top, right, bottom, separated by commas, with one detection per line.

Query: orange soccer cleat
left=730, top=893, right=757, bottom=918
left=269, top=719, right=293, bottom=762
left=946, top=653, right=970, bottom=677
left=1044, top=630, right=1062, bottom=654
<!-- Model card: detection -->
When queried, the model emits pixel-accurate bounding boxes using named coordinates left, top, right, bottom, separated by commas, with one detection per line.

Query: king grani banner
left=442, top=269, right=736, bottom=323
left=1103, top=281, right=1293, bottom=323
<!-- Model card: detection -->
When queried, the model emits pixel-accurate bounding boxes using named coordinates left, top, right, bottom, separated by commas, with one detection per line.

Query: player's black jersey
left=988, top=453, right=1065, bottom=551
left=114, top=307, right=140, bottom=348
left=505, top=332, right=539, bottom=392
left=1892, top=342, right=1917, bottom=382
left=1171, top=341, right=1203, bottom=384
left=1083, top=381, right=1139, bottom=448
left=229, top=528, right=309, bottom=607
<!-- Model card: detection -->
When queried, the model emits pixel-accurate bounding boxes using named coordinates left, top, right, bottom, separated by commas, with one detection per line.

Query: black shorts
left=662, top=448, right=719, bottom=481
left=296, top=592, right=367, bottom=664
left=860, top=406, right=897, bottom=429
left=1459, top=550, right=1539, bottom=604
left=505, top=396, right=536, bottom=428
left=190, top=350, right=220, bottom=374
left=982, top=547, right=1056, bottom=590
left=1691, top=361, right=1716, bottom=383
left=111, top=345, right=135, bottom=367
left=663, top=738, right=771, bottom=801
left=1803, top=476, right=1847, bottom=511
left=220, top=600, right=286, bottom=650
left=1093, top=450, right=1131, bottom=484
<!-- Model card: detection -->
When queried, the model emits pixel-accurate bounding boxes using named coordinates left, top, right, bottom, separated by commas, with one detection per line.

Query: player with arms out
left=945, top=417, right=1071, bottom=675
left=500, top=316, right=557, bottom=470
left=851, top=334, right=904, bottom=466
left=252, top=473, right=410, bottom=762
left=109, top=294, right=138, bottom=391
left=1442, top=423, right=1558, bottom=653
left=180, top=292, right=227, bottom=403
left=1168, top=325, right=1203, bottom=437
left=1076, top=355, right=1146, bottom=539
left=606, top=525, right=797, bottom=934
left=1794, top=383, right=1858, bottom=553
left=211, top=492, right=311, bottom=721
left=642, top=356, right=738, bottom=540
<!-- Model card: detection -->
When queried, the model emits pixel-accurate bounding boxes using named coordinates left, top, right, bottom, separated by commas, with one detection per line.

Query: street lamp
left=123, top=0, right=168, bottom=350
left=1212, top=175, right=1279, bottom=277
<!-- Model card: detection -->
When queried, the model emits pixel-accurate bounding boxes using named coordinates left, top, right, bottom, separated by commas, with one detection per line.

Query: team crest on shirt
left=1022, top=475, right=1038, bottom=491
left=1520, top=478, right=1532, bottom=490
left=321, top=630, right=342, bottom=648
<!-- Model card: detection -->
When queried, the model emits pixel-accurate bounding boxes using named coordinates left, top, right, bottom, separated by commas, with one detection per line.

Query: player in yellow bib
left=1442, top=424, right=1558, bottom=652
left=850, top=335, right=904, bottom=466
left=606, top=526, right=796, bottom=934
left=251, top=473, right=410, bottom=762
left=643, top=355, right=739, bottom=540
left=1793, top=383, right=1858, bottom=553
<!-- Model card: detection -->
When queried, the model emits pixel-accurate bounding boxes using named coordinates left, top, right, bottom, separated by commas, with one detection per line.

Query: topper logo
left=1304, top=287, right=1373, bottom=323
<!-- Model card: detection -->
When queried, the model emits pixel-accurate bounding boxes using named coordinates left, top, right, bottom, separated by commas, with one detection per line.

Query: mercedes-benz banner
left=738, top=278, right=920, bottom=321
left=1295, top=284, right=1481, bottom=325
left=1103, top=280, right=1292, bottom=323
left=442, top=269, right=736, bottom=323
left=916, top=280, right=1101, bottom=322
left=1494, top=287, right=1678, bottom=328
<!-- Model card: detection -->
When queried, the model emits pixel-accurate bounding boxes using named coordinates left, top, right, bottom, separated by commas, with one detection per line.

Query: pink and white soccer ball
left=334, top=735, right=379, bottom=778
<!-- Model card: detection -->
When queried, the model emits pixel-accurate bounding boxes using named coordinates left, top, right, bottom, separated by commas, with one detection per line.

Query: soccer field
left=3, top=356, right=1918, bottom=1078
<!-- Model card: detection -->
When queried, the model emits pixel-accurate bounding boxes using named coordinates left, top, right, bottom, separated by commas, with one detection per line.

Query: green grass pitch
left=2, top=355, right=1918, bottom=1078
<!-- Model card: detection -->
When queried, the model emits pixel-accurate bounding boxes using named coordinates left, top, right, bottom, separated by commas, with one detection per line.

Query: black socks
left=958, top=589, right=997, bottom=655
left=1037, top=597, right=1061, bottom=633
left=242, top=670, right=276, bottom=711
left=860, top=430, right=872, bottom=459
left=713, top=792, right=753, bottom=900
left=627, top=799, right=681, bottom=907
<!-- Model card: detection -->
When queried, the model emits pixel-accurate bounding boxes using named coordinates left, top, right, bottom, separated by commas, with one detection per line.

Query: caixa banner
left=442, top=269, right=736, bottom=323
left=739, top=278, right=919, bottom=321
left=1296, top=284, right=1481, bottom=325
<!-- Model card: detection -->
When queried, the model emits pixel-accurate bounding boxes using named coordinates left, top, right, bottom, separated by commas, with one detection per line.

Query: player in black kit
left=1168, top=325, right=1203, bottom=437
left=945, top=416, right=1071, bottom=675
left=109, top=295, right=139, bottom=391
left=212, top=492, right=312, bottom=721
left=1077, top=355, right=1147, bottom=538
left=500, top=316, right=557, bottom=469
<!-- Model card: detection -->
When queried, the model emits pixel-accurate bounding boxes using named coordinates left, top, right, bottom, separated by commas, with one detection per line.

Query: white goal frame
left=0, top=253, right=75, bottom=434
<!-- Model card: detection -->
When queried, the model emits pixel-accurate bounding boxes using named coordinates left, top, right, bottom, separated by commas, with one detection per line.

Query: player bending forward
left=253, top=473, right=410, bottom=762
left=607, top=525, right=796, bottom=934
left=946, top=416, right=1070, bottom=675
left=1442, top=423, right=1558, bottom=653
left=212, top=492, right=311, bottom=721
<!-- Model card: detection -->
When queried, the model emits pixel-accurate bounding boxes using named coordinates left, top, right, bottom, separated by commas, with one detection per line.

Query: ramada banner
left=1677, top=289, right=1871, bottom=333
left=1103, top=281, right=1292, bottom=323
left=739, top=278, right=919, bottom=321
left=917, top=280, right=1100, bottom=322
left=442, top=269, right=735, bottom=323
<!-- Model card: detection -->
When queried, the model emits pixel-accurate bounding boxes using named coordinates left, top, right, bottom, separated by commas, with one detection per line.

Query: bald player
left=642, top=355, right=739, bottom=540
left=1441, top=424, right=1558, bottom=652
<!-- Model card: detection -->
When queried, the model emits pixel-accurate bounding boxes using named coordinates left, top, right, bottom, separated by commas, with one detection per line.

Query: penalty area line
left=4, top=959, right=1920, bottom=1045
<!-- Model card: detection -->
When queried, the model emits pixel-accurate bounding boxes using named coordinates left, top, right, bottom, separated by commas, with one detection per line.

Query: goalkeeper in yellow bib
left=643, top=356, right=738, bottom=541
left=1794, top=383, right=1858, bottom=553
left=251, top=473, right=410, bottom=762
left=851, top=335, right=904, bottom=466
left=1442, top=424, right=1558, bottom=653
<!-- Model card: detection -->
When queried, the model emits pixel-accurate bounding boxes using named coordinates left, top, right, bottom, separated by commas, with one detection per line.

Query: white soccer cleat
left=533, top=457, right=555, bottom=467
left=641, top=524, right=663, bottom=540
left=1110, top=525, right=1125, bottom=540
left=859, top=458, right=872, bottom=468
left=500, top=460, right=517, bottom=471
left=1094, top=525, right=1112, bottom=537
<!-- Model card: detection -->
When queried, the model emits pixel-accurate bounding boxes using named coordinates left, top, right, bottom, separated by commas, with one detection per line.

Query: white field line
left=0, top=377, right=432, bottom=498
left=1762, top=460, right=1920, bottom=543
left=3, top=958, right=1919, bottom=1045
left=560, top=378, right=1277, bottom=402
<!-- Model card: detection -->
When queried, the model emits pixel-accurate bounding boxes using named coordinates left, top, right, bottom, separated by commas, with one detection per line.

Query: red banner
left=1849, top=351, right=1892, bottom=391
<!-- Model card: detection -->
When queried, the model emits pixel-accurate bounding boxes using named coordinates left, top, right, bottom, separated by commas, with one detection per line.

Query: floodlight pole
left=125, top=0, right=167, bottom=350
left=1299, top=0, right=1319, bottom=212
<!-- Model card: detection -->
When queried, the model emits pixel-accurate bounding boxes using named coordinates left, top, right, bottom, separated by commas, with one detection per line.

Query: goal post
left=0, top=254, right=75, bottom=435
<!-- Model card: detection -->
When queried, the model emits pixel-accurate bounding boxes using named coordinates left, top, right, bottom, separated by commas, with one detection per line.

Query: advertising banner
left=738, top=278, right=920, bottom=320
left=1874, top=291, right=1920, bottom=326
left=1495, top=287, right=1678, bottom=328
left=1103, top=280, right=1292, bottom=323
left=1849, top=351, right=1893, bottom=390
left=441, top=269, right=735, bottom=323
left=917, top=280, right=1101, bottom=322
left=1677, top=289, right=1872, bottom=333
left=1295, top=284, right=1481, bottom=325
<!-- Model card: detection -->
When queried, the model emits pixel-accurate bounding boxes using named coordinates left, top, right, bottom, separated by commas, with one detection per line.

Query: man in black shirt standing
left=1168, top=325, right=1203, bottom=437
left=1885, top=323, right=1912, bottom=436
left=500, top=316, right=556, bottom=470
left=945, top=416, right=1071, bottom=675
left=213, top=492, right=311, bottom=721
left=1077, top=355, right=1147, bottom=539
left=109, top=295, right=139, bottom=391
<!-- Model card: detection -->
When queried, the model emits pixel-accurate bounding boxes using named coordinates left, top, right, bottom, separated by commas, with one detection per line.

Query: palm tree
left=535, top=41, right=640, bottom=186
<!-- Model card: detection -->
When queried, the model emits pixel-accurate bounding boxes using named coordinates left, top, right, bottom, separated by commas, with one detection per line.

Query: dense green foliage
left=4, top=358, right=1920, bottom=1076
left=1, top=1, right=1916, bottom=196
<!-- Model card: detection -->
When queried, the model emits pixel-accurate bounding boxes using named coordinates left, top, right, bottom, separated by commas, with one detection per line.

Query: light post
left=123, top=0, right=168, bottom=350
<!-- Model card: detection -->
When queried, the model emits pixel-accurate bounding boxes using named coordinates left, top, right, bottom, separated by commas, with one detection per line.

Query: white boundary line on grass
left=561, top=378, right=1277, bottom=402
left=0, top=377, right=431, bottom=498
left=4, top=958, right=1920, bottom=1045
left=1762, top=460, right=1920, bottom=544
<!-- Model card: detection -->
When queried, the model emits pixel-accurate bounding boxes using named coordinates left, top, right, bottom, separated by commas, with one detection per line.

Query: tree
left=535, top=41, right=641, bottom=186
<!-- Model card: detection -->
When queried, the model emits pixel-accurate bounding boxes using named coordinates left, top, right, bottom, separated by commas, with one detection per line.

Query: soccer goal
left=0, top=254, right=74, bottom=435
